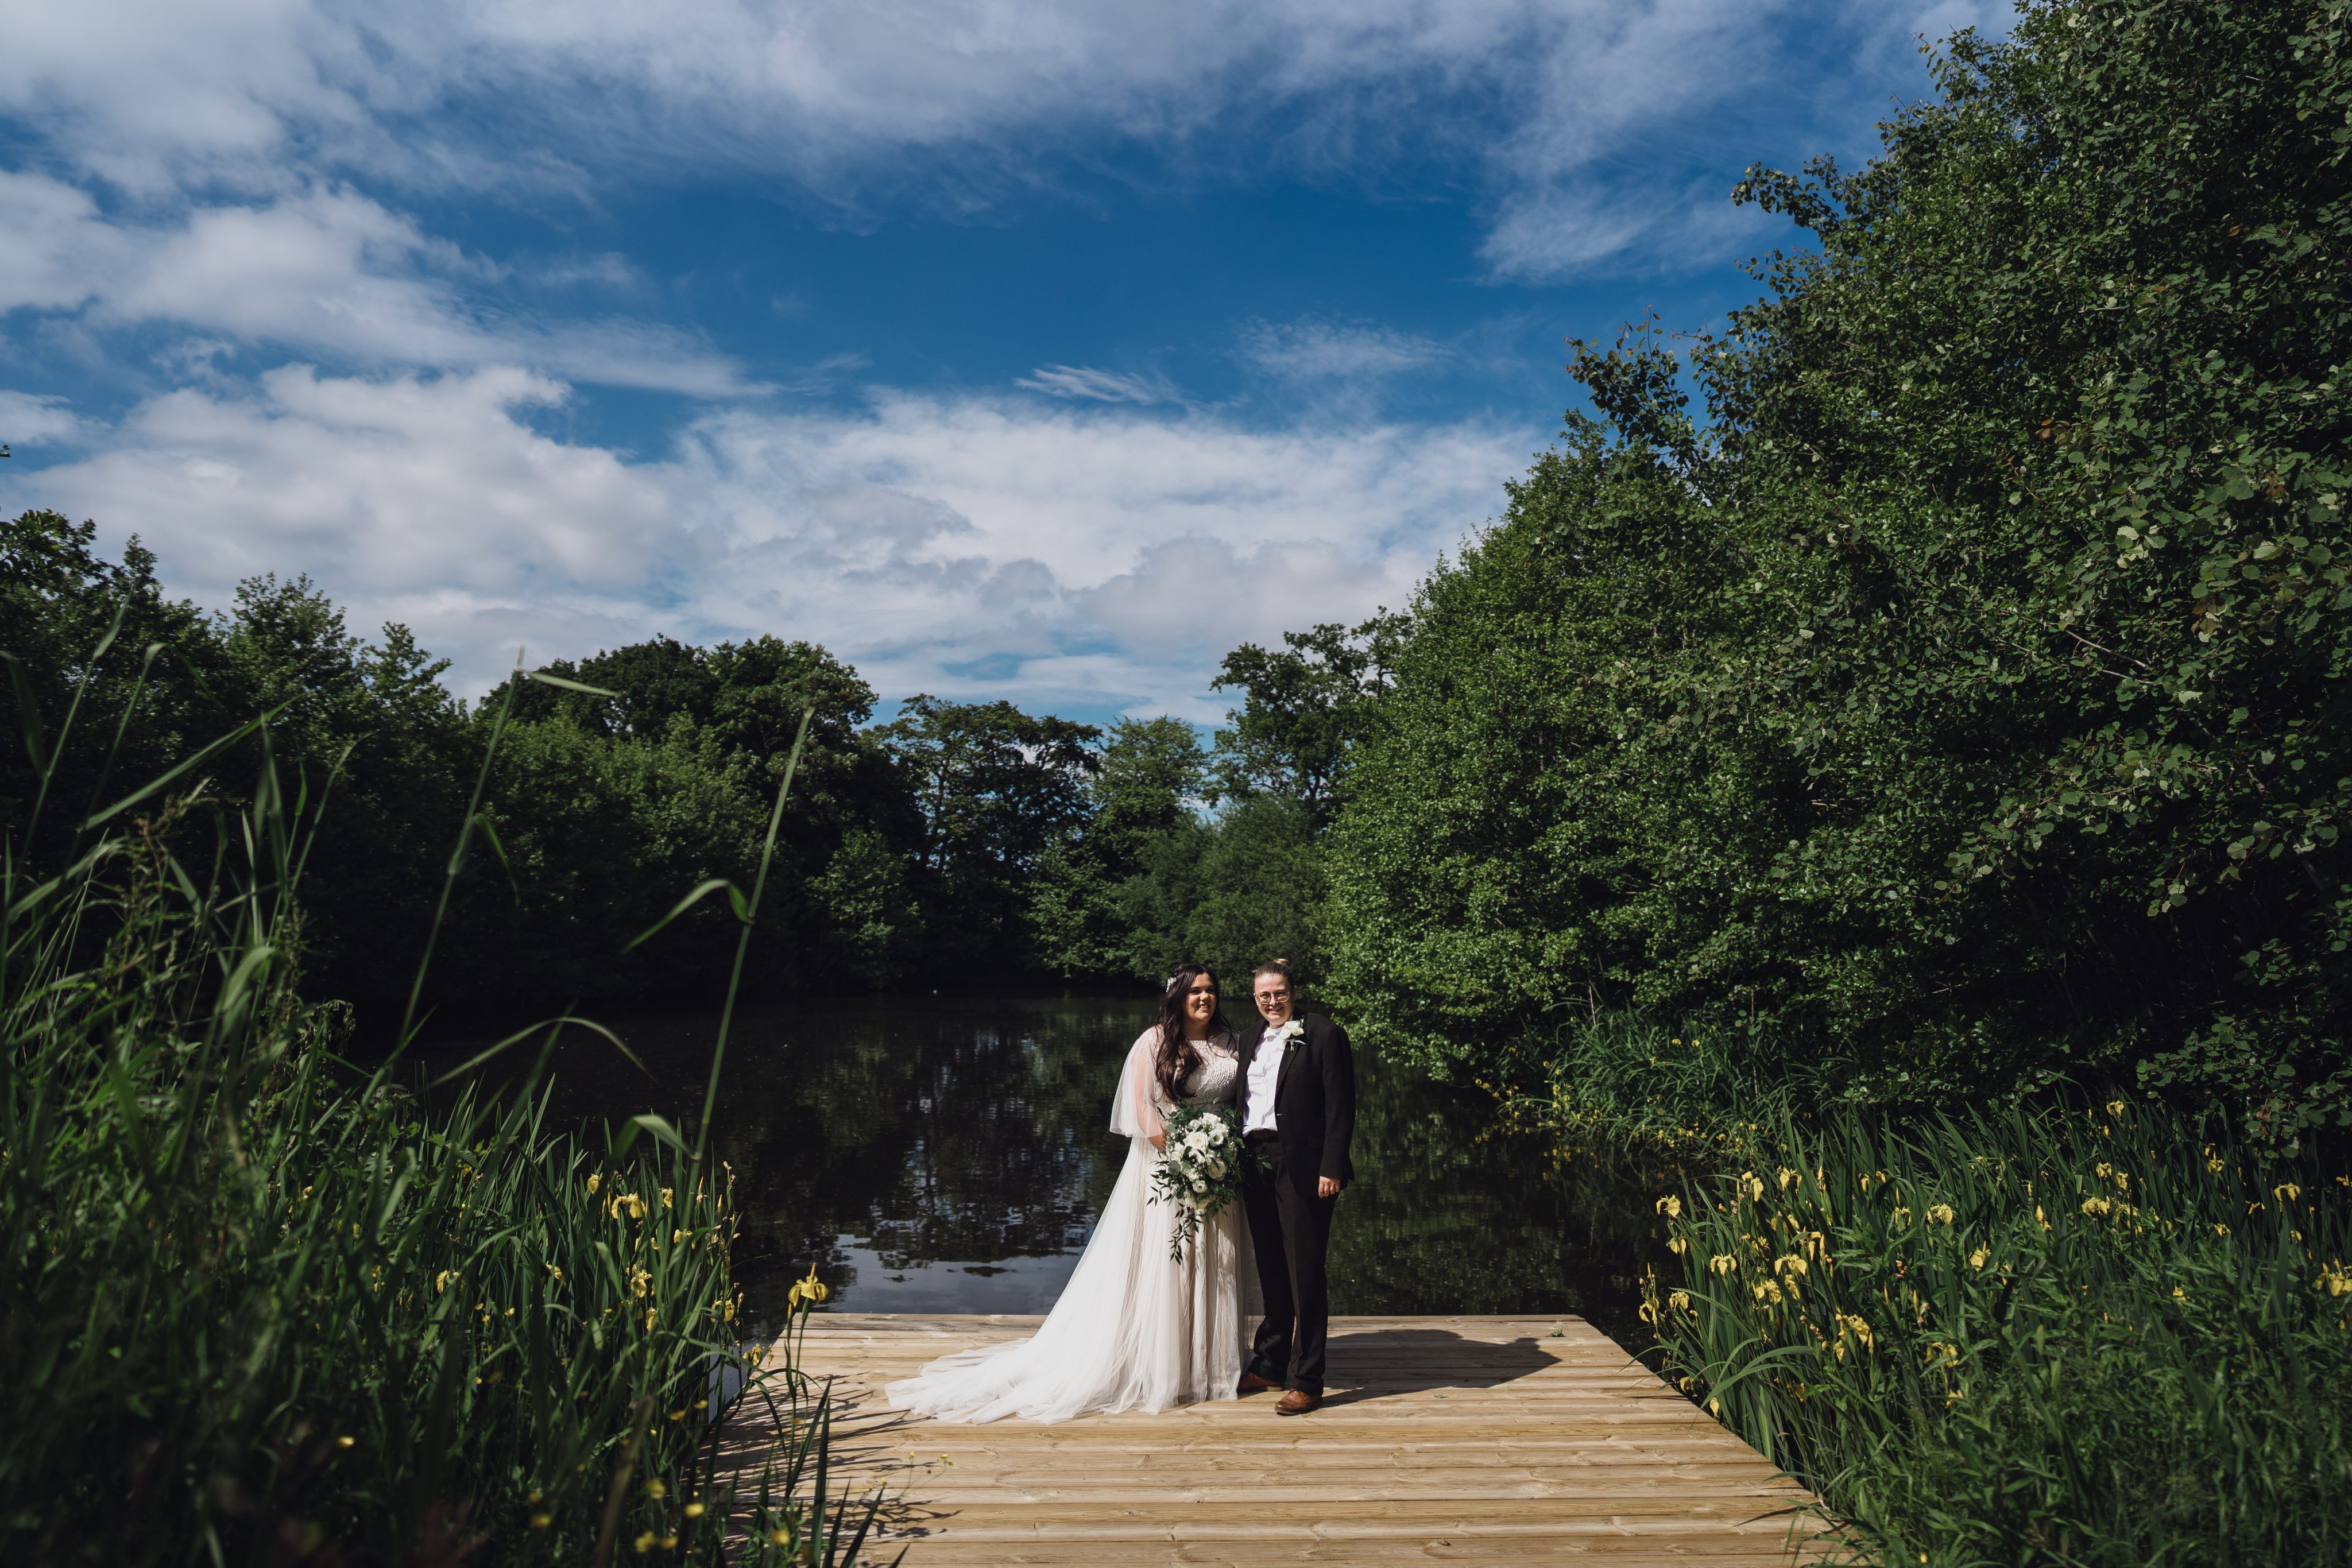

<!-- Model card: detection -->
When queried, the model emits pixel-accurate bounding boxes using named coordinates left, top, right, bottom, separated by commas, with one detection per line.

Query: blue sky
left=0, top=0, right=2000, bottom=725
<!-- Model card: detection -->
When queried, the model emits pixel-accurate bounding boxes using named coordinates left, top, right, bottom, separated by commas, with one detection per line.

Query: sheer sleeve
left=1108, top=1028, right=1169, bottom=1141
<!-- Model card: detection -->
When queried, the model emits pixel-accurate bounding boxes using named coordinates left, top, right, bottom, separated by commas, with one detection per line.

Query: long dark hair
left=1155, top=962, right=1231, bottom=1104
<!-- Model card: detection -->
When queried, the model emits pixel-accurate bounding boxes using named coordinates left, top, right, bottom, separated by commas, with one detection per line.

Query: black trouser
left=1241, top=1137, right=1338, bottom=1395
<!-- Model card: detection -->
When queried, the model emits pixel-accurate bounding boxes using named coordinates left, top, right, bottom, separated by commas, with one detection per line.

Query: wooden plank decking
left=750, top=1314, right=1829, bottom=1566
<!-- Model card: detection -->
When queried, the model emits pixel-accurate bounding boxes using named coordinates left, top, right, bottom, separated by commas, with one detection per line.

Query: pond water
left=427, top=994, right=1665, bottom=1346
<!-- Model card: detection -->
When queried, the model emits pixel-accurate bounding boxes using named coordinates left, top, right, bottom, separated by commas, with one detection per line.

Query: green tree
left=439, top=710, right=767, bottom=1004
left=1328, top=0, right=2352, bottom=1139
left=218, top=575, right=473, bottom=999
left=875, top=696, right=1100, bottom=974
left=0, top=520, right=478, bottom=1005
left=454, top=634, right=924, bottom=1002
left=1212, top=615, right=1403, bottom=824
left=1114, top=796, right=1321, bottom=993
left=1, top=512, right=216, bottom=847
left=1031, top=717, right=1209, bottom=979
left=498, top=635, right=718, bottom=738
left=1090, top=717, right=1209, bottom=870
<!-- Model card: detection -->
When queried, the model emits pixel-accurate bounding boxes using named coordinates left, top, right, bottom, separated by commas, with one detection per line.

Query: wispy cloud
left=1239, top=319, right=1448, bottom=380
left=1014, top=365, right=1174, bottom=404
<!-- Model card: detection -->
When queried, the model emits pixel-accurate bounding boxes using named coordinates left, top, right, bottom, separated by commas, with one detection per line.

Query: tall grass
left=1644, top=1097, right=2352, bottom=1566
left=1503, top=1011, right=1831, bottom=1168
left=1, top=637, right=885, bottom=1563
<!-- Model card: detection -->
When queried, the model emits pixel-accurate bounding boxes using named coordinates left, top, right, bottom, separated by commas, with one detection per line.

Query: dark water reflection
left=429, top=994, right=1663, bottom=1345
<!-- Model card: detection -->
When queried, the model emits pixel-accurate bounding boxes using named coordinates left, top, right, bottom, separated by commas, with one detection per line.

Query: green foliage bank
left=1327, top=0, right=2352, bottom=1145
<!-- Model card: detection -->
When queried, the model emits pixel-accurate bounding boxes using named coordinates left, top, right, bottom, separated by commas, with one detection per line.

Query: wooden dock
left=756, top=1313, right=1828, bottom=1565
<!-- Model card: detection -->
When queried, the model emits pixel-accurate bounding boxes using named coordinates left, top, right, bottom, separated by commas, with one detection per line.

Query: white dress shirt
left=1243, top=1029, right=1285, bottom=1135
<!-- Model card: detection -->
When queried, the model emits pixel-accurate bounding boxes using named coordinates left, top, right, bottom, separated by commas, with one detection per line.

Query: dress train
left=884, top=1028, right=1251, bottom=1424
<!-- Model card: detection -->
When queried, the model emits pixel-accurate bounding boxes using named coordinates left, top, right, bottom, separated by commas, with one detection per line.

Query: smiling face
left=1253, top=970, right=1294, bottom=1027
left=1183, top=970, right=1219, bottom=1031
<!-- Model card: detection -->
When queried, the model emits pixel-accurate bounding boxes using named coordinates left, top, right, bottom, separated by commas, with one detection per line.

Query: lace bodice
left=1179, top=1044, right=1240, bottom=1106
left=1111, top=1027, right=1240, bottom=1140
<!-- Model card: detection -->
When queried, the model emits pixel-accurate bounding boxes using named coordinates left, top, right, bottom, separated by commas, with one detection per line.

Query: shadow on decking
left=1315, top=1326, right=1566, bottom=1407
left=711, top=1373, right=953, bottom=1544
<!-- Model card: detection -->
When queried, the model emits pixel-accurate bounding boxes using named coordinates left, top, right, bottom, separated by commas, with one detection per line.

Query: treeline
left=1, top=513, right=1378, bottom=1015
left=1321, top=0, right=2351, bottom=1145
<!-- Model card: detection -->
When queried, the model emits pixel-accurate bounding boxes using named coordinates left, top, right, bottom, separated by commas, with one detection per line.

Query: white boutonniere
left=1268, top=1020, right=1305, bottom=1048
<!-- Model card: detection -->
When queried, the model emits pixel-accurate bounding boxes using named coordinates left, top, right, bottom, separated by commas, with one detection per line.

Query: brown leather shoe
left=1275, top=1388, right=1320, bottom=1416
left=1237, top=1372, right=1279, bottom=1394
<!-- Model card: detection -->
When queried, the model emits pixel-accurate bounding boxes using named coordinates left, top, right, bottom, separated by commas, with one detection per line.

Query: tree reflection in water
left=436, top=995, right=1660, bottom=1345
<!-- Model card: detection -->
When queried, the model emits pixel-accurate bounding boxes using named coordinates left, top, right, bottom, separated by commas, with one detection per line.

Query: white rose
left=1191, top=1177, right=1207, bottom=1193
left=1208, top=1159, right=1227, bottom=1179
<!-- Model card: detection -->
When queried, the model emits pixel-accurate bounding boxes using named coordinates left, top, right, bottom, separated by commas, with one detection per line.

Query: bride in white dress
left=885, top=963, right=1252, bottom=1423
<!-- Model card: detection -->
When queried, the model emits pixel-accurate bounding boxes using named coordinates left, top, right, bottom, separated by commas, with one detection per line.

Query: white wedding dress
left=884, top=1026, right=1253, bottom=1423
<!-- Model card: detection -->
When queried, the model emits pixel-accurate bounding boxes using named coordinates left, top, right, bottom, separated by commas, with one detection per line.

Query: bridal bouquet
left=1149, top=1102, right=1255, bottom=1261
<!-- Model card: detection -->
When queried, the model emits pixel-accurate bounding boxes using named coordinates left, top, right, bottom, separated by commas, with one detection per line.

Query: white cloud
left=0, top=0, right=367, bottom=194
left=1240, top=319, right=1448, bottom=380
left=6, top=366, right=678, bottom=680
left=2, top=370, right=1531, bottom=714
left=103, top=190, right=491, bottom=364
left=1014, top=365, right=1173, bottom=404
left=0, top=171, right=134, bottom=312
left=0, top=392, right=83, bottom=447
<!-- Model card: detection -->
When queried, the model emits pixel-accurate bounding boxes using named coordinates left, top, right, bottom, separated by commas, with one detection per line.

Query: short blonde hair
left=1252, top=958, right=1295, bottom=990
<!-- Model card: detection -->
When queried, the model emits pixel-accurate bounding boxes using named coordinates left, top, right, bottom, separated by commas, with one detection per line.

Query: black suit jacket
left=1236, top=1011, right=1356, bottom=1187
